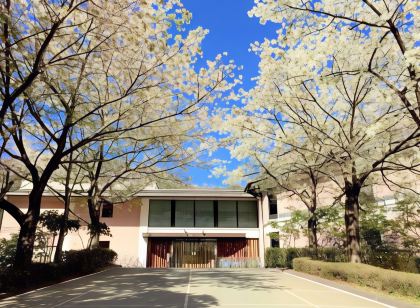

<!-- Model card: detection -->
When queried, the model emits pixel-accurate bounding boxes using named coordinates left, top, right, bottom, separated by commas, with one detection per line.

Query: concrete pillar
left=138, top=198, right=149, bottom=267
left=258, top=193, right=270, bottom=267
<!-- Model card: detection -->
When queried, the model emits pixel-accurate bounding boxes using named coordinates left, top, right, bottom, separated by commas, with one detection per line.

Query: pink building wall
left=0, top=195, right=142, bottom=267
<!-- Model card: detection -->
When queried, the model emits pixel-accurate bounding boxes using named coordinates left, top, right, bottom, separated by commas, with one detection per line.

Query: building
left=0, top=185, right=273, bottom=268
left=1, top=172, right=417, bottom=267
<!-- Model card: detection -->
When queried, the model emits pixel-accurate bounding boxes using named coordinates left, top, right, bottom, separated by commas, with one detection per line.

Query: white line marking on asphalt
left=284, top=289, right=320, bottom=307
left=184, top=269, right=192, bottom=308
left=52, top=290, right=91, bottom=307
left=284, top=272, right=395, bottom=308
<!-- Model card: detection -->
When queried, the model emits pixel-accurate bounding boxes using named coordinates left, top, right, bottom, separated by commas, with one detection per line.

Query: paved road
left=0, top=268, right=409, bottom=308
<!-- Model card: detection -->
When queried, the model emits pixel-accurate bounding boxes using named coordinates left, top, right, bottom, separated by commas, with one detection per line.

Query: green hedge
left=362, top=247, right=420, bottom=273
left=293, top=257, right=420, bottom=299
left=0, top=248, right=117, bottom=293
left=265, top=247, right=419, bottom=273
left=62, top=248, right=117, bottom=274
left=265, top=247, right=347, bottom=268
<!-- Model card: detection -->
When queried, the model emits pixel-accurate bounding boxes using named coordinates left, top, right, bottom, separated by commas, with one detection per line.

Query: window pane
left=238, top=201, right=258, bottom=228
left=195, top=200, right=214, bottom=227
left=99, top=241, right=110, bottom=249
left=269, top=200, right=277, bottom=215
left=149, top=200, right=171, bottom=227
left=101, top=201, right=113, bottom=218
left=218, top=200, right=237, bottom=227
left=175, top=200, right=194, bottom=227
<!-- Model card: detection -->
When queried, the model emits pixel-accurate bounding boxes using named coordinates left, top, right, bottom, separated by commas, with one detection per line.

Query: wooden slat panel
left=217, top=238, right=259, bottom=258
left=147, top=238, right=171, bottom=268
left=173, top=240, right=216, bottom=268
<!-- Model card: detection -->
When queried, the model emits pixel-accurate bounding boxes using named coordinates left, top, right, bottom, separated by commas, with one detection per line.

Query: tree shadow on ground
left=1, top=268, right=288, bottom=307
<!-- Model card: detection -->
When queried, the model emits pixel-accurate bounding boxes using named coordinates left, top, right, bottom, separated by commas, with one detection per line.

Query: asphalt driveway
left=0, top=268, right=413, bottom=308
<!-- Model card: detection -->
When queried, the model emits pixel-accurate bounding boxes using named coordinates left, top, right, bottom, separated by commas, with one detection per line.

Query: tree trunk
left=308, top=213, right=318, bottom=252
left=344, top=183, right=361, bottom=263
left=89, top=233, right=100, bottom=249
left=14, top=208, right=39, bottom=269
left=87, top=200, right=100, bottom=249
left=88, top=212, right=100, bottom=249
left=53, top=203, right=70, bottom=263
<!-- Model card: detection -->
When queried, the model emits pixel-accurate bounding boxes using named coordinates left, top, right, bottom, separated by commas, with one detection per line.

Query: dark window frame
left=269, top=195, right=278, bottom=216
left=101, top=200, right=113, bottom=218
left=99, top=240, right=110, bottom=249
left=270, top=238, right=280, bottom=248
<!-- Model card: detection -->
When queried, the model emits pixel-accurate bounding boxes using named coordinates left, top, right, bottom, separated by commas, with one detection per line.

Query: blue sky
left=180, top=0, right=278, bottom=187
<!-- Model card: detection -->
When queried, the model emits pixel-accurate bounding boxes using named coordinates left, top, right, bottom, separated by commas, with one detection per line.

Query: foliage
left=293, top=258, right=420, bottom=299
left=87, top=222, right=112, bottom=238
left=362, top=247, right=419, bottom=273
left=390, top=194, right=420, bottom=251
left=317, top=206, right=346, bottom=248
left=215, top=0, right=419, bottom=263
left=0, top=234, right=18, bottom=268
left=265, top=247, right=347, bottom=268
left=0, top=248, right=117, bottom=293
left=272, top=207, right=346, bottom=249
left=39, top=211, right=80, bottom=236
left=0, top=263, right=63, bottom=293
left=62, top=248, right=117, bottom=274
left=0, top=0, right=237, bottom=268
left=272, top=210, right=306, bottom=247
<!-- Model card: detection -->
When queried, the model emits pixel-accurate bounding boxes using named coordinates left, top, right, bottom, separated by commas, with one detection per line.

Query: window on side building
left=269, top=195, right=278, bottom=216
left=270, top=232, right=280, bottom=248
left=99, top=241, right=110, bottom=249
left=101, top=200, right=113, bottom=218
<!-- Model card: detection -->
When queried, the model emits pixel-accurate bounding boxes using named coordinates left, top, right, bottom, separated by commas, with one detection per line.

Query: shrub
left=0, top=263, right=64, bottom=292
left=0, top=248, right=117, bottom=293
left=293, top=258, right=420, bottom=299
left=265, top=247, right=347, bottom=268
left=0, top=234, right=18, bottom=268
left=62, top=248, right=117, bottom=274
left=362, top=247, right=419, bottom=273
left=265, top=248, right=287, bottom=268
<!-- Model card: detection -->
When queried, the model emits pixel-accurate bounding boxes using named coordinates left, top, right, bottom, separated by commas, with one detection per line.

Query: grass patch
left=293, top=257, right=420, bottom=300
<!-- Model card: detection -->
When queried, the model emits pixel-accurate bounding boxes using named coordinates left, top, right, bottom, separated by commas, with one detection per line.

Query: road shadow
left=0, top=268, right=290, bottom=308
left=1, top=268, right=216, bottom=308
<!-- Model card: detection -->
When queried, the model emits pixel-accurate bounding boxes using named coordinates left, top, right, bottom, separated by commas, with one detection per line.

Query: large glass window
left=195, top=200, right=214, bottom=227
left=218, top=200, right=237, bottom=227
left=175, top=200, right=194, bottom=227
left=149, top=200, right=171, bottom=227
left=148, top=199, right=259, bottom=228
left=238, top=201, right=258, bottom=227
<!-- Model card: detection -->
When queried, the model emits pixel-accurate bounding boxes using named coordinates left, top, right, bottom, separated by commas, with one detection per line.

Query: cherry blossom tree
left=249, top=0, right=419, bottom=127
left=0, top=0, right=236, bottom=268
left=215, top=1, right=418, bottom=263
